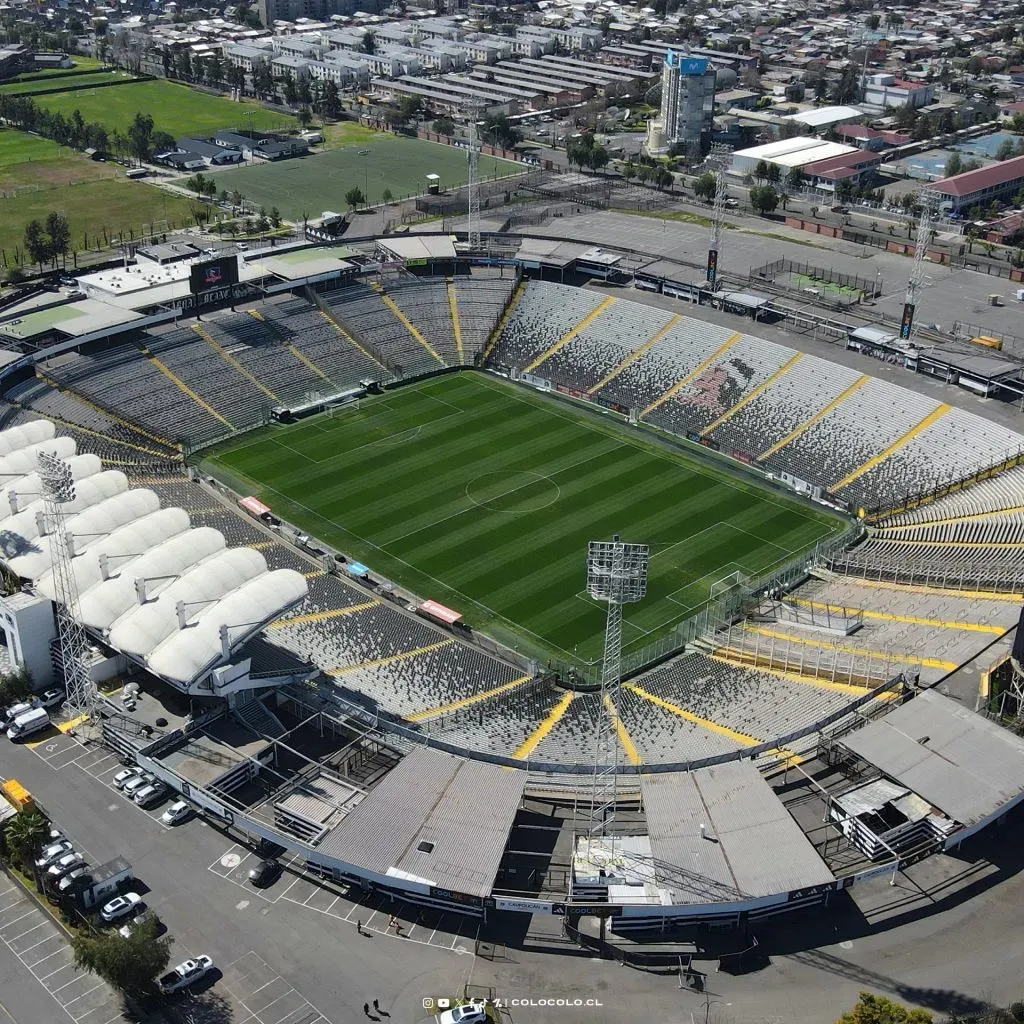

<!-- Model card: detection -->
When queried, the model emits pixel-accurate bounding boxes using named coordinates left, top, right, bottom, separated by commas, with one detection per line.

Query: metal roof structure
left=0, top=453, right=102, bottom=518
left=641, top=761, right=834, bottom=904
left=840, top=690, right=1024, bottom=827
left=317, top=747, right=526, bottom=897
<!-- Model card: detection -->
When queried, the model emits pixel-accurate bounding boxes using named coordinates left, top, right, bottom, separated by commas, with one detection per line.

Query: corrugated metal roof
left=841, top=690, right=1024, bottom=825
left=318, top=748, right=525, bottom=897
left=927, top=153, right=1024, bottom=198
left=642, top=762, right=833, bottom=904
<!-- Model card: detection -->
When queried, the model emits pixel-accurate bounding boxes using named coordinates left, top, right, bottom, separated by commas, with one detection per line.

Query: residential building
left=861, top=72, right=935, bottom=110
left=925, top=155, right=1024, bottom=213
left=647, top=51, right=716, bottom=157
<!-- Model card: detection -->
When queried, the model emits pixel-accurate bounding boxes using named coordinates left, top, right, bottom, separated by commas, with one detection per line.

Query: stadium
left=1, top=231, right=1024, bottom=949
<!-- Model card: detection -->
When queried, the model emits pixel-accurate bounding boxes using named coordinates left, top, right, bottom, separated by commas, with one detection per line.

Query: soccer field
left=207, top=374, right=843, bottom=664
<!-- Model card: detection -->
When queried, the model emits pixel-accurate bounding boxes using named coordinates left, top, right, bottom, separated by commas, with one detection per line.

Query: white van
left=8, top=707, right=49, bottom=741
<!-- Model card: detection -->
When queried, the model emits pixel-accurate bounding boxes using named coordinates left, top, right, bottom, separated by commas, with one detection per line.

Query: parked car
left=247, top=859, right=281, bottom=887
left=122, top=774, right=154, bottom=797
left=133, top=783, right=166, bottom=808
left=158, top=955, right=214, bottom=994
left=36, top=840, right=72, bottom=869
left=47, top=852, right=85, bottom=879
left=100, top=892, right=143, bottom=923
left=112, top=767, right=143, bottom=789
left=4, top=700, right=37, bottom=722
left=37, top=689, right=64, bottom=709
left=160, top=801, right=191, bottom=826
left=724, top=197, right=739, bottom=208
left=437, top=999, right=489, bottom=1024
left=57, top=866, right=90, bottom=893
left=235, top=241, right=248, bottom=250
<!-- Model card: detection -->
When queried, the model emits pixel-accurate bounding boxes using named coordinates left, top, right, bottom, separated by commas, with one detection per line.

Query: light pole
left=358, top=149, right=370, bottom=206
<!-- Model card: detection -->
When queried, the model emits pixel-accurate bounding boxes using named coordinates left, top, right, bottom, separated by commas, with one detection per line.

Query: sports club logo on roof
left=665, top=50, right=709, bottom=76
left=201, top=266, right=225, bottom=286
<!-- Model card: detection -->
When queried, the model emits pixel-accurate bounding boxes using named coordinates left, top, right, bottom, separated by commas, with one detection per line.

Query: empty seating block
left=453, top=274, right=516, bottom=361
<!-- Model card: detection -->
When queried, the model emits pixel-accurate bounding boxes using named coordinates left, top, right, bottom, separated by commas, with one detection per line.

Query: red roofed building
left=801, top=149, right=883, bottom=190
left=925, top=154, right=1024, bottom=213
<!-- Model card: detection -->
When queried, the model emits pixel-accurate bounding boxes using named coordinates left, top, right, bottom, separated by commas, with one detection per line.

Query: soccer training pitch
left=207, top=374, right=844, bottom=665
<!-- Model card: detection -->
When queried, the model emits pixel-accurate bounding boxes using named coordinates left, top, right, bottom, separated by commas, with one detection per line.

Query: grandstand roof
left=317, top=747, right=525, bottom=898
left=0, top=420, right=55, bottom=456
left=641, top=762, right=833, bottom=903
left=840, top=690, right=1024, bottom=827
left=0, top=299, right=143, bottom=342
left=0, top=453, right=102, bottom=521
left=376, top=235, right=458, bottom=261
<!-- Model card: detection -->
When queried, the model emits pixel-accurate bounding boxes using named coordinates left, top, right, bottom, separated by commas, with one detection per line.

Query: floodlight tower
left=899, top=188, right=939, bottom=342
left=466, top=112, right=482, bottom=250
left=706, top=143, right=731, bottom=287
left=37, top=451, right=93, bottom=718
left=586, top=535, right=648, bottom=842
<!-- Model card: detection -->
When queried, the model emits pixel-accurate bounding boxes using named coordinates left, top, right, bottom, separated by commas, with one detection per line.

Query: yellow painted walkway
left=36, top=371, right=181, bottom=451
left=513, top=691, right=574, bottom=759
left=832, top=404, right=951, bottom=491
left=849, top=576, right=1024, bottom=603
left=148, top=355, right=234, bottom=430
left=745, top=625, right=959, bottom=671
left=759, top=375, right=869, bottom=460
left=446, top=281, right=464, bottom=363
left=272, top=600, right=378, bottom=629
left=641, top=332, right=743, bottom=419
left=880, top=502, right=1024, bottom=532
left=482, top=280, right=526, bottom=362
left=603, top=694, right=642, bottom=766
left=701, top=353, right=804, bottom=437
left=406, top=674, right=532, bottom=723
left=328, top=638, right=454, bottom=677
left=625, top=683, right=798, bottom=765
left=524, top=296, right=617, bottom=374
left=707, top=652, right=878, bottom=696
left=587, top=314, right=682, bottom=396
left=787, top=596, right=1004, bottom=634
left=193, top=323, right=280, bottom=403
left=378, top=293, right=445, bottom=367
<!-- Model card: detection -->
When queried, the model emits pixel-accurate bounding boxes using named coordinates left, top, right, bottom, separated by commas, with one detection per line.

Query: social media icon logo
left=422, top=998, right=434, bottom=1010
left=437, top=999, right=451, bottom=1009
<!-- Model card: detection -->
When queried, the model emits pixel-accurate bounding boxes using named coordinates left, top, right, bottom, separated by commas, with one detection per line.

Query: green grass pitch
left=208, top=374, right=843, bottom=664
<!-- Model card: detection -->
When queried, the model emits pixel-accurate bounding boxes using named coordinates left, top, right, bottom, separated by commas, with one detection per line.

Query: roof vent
left=416, top=840, right=434, bottom=854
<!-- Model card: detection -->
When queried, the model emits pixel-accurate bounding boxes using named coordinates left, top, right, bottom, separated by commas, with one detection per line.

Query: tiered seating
left=647, top=334, right=797, bottom=438
left=488, top=281, right=606, bottom=369
left=764, top=379, right=942, bottom=500
left=44, top=347, right=225, bottom=446
left=259, top=297, right=387, bottom=390
left=539, top=301, right=675, bottom=393
left=322, top=283, right=442, bottom=377
left=145, top=325, right=268, bottom=428
left=708, top=354, right=862, bottom=461
left=383, top=279, right=459, bottom=364
left=530, top=691, right=604, bottom=765
left=453, top=273, right=516, bottom=361
left=881, top=463, right=1024, bottom=528
left=200, top=310, right=322, bottom=407
left=844, top=407, right=1024, bottom=510
left=599, top=316, right=738, bottom=412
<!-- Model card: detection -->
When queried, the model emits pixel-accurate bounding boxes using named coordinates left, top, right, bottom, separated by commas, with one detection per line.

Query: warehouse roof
left=840, top=690, right=1024, bottom=826
left=784, top=104, right=864, bottom=128
left=732, top=137, right=857, bottom=169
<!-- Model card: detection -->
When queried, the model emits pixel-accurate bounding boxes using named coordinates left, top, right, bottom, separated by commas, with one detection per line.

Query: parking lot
left=220, top=951, right=331, bottom=1024
left=210, top=843, right=480, bottom=955
left=0, top=876, right=128, bottom=1024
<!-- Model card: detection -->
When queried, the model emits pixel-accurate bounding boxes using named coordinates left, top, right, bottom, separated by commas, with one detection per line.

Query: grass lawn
left=208, top=134, right=523, bottom=218
left=0, top=71, right=136, bottom=95
left=0, top=178, right=199, bottom=263
left=207, top=373, right=841, bottom=664
left=321, top=121, right=380, bottom=150
left=31, top=80, right=294, bottom=138
left=0, top=129, right=118, bottom=191
left=4, top=57, right=105, bottom=82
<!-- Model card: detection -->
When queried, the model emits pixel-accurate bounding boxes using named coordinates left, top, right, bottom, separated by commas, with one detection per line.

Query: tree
left=126, top=112, right=154, bottom=164
left=45, top=212, right=70, bottom=267
left=269, top=206, right=281, bottom=228
left=785, top=166, right=805, bottom=193
left=297, top=107, right=312, bottom=128
left=361, top=32, right=376, bottom=54
left=753, top=158, right=770, bottom=183
left=750, top=185, right=779, bottom=215
left=586, top=143, right=609, bottom=173
left=23, top=219, right=50, bottom=265
left=319, top=80, right=341, bottom=120
left=482, top=114, right=522, bottom=149
left=866, top=14, right=880, bottom=29
left=381, top=188, right=394, bottom=205
left=997, top=137, right=1017, bottom=161
left=836, top=992, right=931, bottom=1024
left=398, top=95, right=421, bottom=124
left=945, top=151, right=963, bottom=177
left=5, top=810, right=50, bottom=884
left=765, top=162, right=781, bottom=185
left=432, top=117, right=455, bottom=136
left=893, top=103, right=918, bottom=130
left=71, top=917, right=172, bottom=1000
left=345, top=186, right=365, bottom=210
left=282, top=69, right=298, bottom=106
left=693, top=171, right=717, bottom=201
left=653, top=167, right=674, bottom=190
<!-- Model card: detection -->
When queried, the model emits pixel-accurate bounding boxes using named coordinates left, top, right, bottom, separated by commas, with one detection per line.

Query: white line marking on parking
left=1, top=909, right=39, bottom=930
left=52, top=973, right=89, bottom=994
left=9, top=921, right=48, bottom=942
left=40, top=962, right=74, bottom=981
left=247, top=978, right=279, bottom=998
left=0, top=899, right=24, bottom=915
left=63, top=981, right=106, bottom=1007
left=30, top=945, right=66, bottom=966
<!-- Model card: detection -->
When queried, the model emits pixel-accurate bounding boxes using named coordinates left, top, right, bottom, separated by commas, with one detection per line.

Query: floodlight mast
left=37, top=451, right=93, bottom=718
left=900, top=189, right=939, bottom=343
left=467, top=110, right=482, bottom=250
left=707, top=143, right=730, bottom=287
left=586, top=535, right=648, bottom=846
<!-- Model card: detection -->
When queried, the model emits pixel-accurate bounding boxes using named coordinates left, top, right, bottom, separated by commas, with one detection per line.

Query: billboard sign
left=189, top=255, right=239, bottom=296
left=899, top=301, right=915, bottom=340
left=706, top=248, right=718, bottom=284
left=680, top=57, right=709, bottom=76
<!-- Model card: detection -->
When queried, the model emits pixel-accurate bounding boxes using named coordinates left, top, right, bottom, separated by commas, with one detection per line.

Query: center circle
left=465, top=471, right=561, bottom=513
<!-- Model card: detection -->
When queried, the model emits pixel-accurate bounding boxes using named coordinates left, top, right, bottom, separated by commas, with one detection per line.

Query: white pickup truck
left=158, top=955, right=213, bottom=994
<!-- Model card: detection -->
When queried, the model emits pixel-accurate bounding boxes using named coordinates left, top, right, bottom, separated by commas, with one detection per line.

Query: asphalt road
left=0, top=931, right=69, bottom=1024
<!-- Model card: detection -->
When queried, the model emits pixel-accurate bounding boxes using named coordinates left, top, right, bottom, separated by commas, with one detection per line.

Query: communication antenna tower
left=37, top=451, right=94, bottom=718
left=586, top=536, right=648, bottom=844
left=900, top=189, right=939, bottom=342
left=707, top=143, right=731, bottom=287
left=466, top=112, right=482, bottom=250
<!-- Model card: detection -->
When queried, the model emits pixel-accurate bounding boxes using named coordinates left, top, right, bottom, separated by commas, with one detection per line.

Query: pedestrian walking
left=388, top=914, right=397, bottom=931
left=356, top=919, right=363, bottom=935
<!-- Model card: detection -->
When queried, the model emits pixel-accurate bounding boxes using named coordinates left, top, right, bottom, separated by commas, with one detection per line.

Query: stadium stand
left=452, top=273, right=516, bottom=362
left=381, top=279, right=459, bottom=365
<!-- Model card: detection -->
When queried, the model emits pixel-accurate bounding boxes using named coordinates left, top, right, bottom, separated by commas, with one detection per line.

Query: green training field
left=31, top=80, right=294, bottom=138
left=208, top=135, right=522, bottom=218
left=208, top=374, right=842, bottom=664
left=0, top=71, right=136, bottom=95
